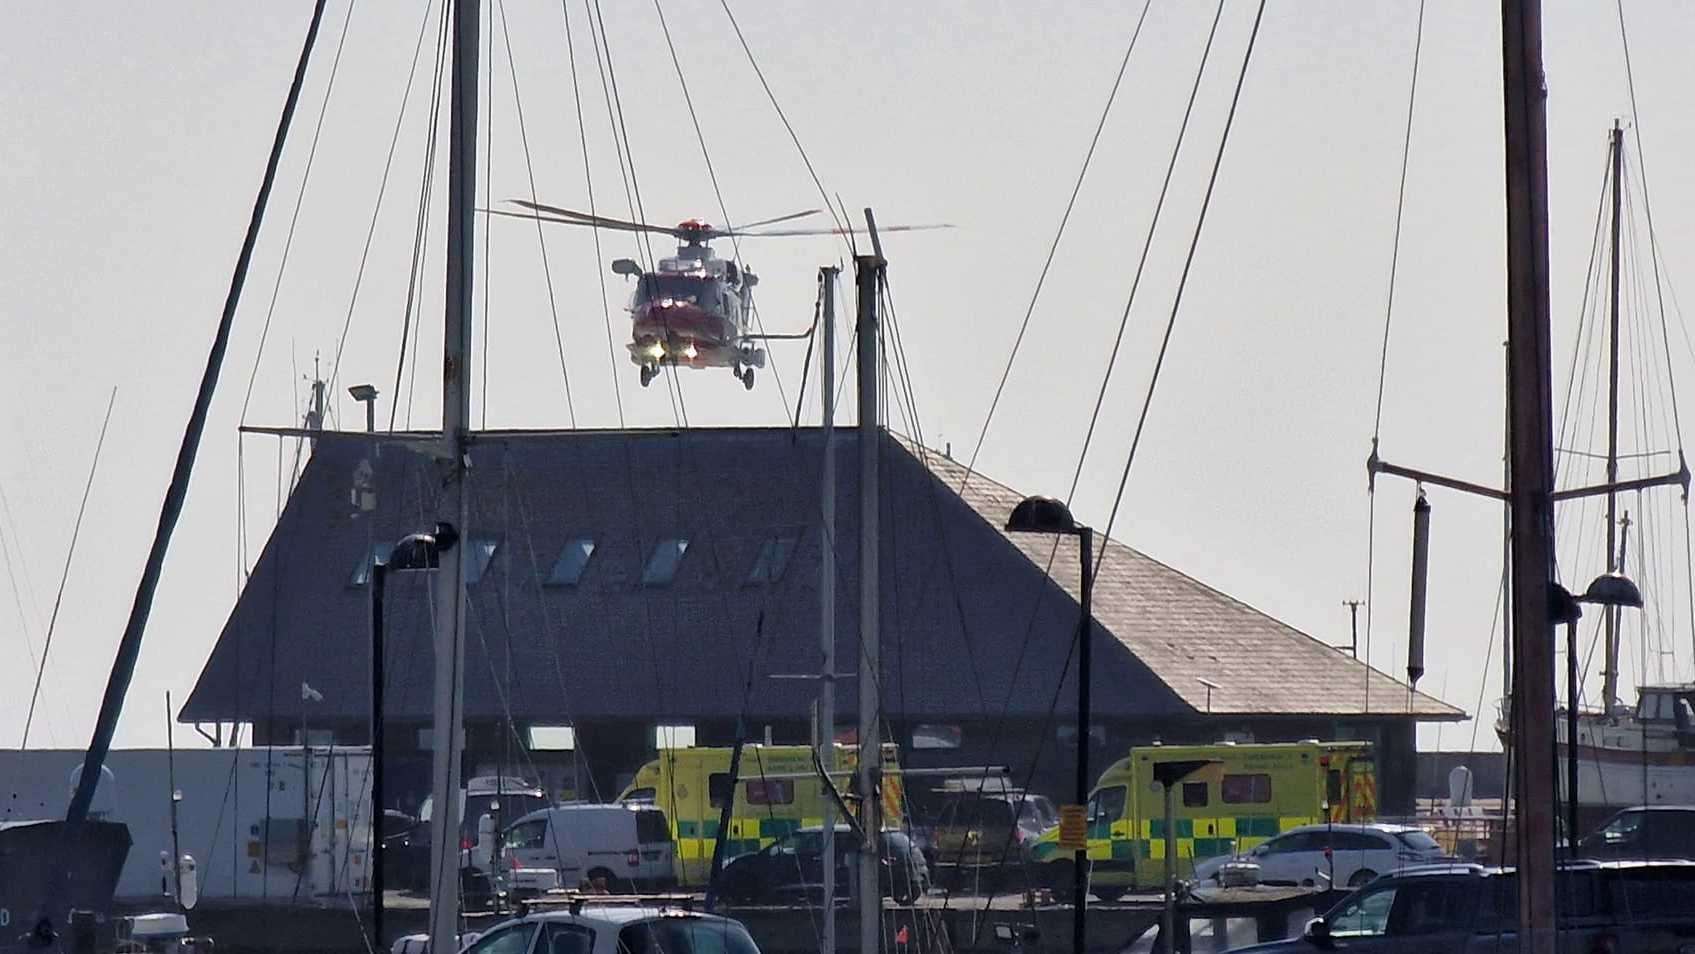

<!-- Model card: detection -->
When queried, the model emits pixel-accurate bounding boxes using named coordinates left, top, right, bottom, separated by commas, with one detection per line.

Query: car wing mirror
left=611, top=258, right=641, bottom=278
left=1303, top=918, right=1334, bottom=950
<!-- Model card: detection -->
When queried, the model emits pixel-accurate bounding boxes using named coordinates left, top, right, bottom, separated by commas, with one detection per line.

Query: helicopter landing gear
left=639, top=364, right=658, bottom=388
left=740, top=367, right=755, bottom=391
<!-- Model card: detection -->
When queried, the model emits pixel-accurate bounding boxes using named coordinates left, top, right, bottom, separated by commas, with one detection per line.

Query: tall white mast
left=427, top=0, right=478, bottom=949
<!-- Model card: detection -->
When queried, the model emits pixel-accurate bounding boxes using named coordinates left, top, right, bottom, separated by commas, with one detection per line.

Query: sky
left=3, top=1, right=1695, bottom=754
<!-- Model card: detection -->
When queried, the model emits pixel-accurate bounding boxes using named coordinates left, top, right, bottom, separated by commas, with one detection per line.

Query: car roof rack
left=517, top=891, right=700, bottom=918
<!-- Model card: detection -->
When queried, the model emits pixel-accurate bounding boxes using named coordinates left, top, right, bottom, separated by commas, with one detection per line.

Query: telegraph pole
left=428, top=0, right=478, bottom=950
left=1501, top=1, right=1559, bottom=950
left=855, top=250, right=882, bottom=954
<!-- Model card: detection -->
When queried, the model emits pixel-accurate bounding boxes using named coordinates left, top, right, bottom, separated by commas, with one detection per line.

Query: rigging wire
left=21, top=387, right=116, bottom=750
left=481, top=0, right=496, bottom=429
left=495, top=0, right=578, bottom=427
left=1066, top=0, right=1228, bottom=502
left=1361, top=0, right=1426, bottom=713
left=390, top=1, right=454, bottom=431
left=1616, top=1, right=1695, bottom=676
left=322, top=0, right=441, bottom=417
left=717, top=0, right=848, bottom=242
left=1093, top=0, right=1267, bottom=579
left=586, top=0, right=660, bottom=270
left=238, top=0, right=358, bottom=426
left=557, top=0, right=626, bottom=427
left=650, top=0, right=795, bottom=418
left=951, top=0, right=1154, bottom=492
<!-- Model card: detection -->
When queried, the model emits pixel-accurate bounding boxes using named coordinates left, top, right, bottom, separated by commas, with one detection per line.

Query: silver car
left=1191, top=823, right=1444, bottom=889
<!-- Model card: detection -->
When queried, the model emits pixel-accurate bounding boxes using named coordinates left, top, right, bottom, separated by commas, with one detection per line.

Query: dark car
left=1577, top=805, right=1695, bottom=861
left=378, top=809, right=420, bottom=889
left=1233, top=860, right=1695, bottom=953
left=719, top=825, right=929, bottom=904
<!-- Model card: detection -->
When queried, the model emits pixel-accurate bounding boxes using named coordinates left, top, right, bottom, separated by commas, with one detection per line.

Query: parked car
left=1234, top=859, right=1695, bottom=952
left=396, top=900, right=763, bottom=954
left=1191, top=823, right=1446, bottom=889
left=501, top=804, right=675, bottom=894
left=379, top=809, right=420, bottom=889
left=931, top=793, right=1051, bottom=885
left=718, top=825, right=929, bottom=904
left=1577, top=805, right=1695, bottom=861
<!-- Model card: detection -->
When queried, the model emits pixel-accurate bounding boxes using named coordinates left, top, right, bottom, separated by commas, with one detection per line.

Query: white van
left=503, top=804, right=675, bottom=893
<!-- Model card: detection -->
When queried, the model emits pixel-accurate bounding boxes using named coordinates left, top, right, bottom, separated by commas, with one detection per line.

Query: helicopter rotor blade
left=507, top=199, right=676, bottom=235
left=725, top=208, right=825, bottom=231
left=484, top=208, right=662, bottom=236
left=721, top=223, right=955, bottom=239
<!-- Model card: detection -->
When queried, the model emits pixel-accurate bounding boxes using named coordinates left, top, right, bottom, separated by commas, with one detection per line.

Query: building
left=181, top=427, right=1461, bottom=814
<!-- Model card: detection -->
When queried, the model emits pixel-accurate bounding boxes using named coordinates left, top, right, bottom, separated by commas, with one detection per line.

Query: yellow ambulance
left=618, top=743, right=906, bottom=886
left=1030, top=740, right=1376, bottom=897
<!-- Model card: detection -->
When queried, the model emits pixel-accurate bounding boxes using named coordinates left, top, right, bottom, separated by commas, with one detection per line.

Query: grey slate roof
left=180, top=427, right=1461, bottom=725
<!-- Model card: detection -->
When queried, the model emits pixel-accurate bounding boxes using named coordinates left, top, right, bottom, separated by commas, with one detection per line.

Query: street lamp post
left=1550, top=571, right=1642, bottom=846
left=369, top=522, right=459, bottom=953
left=1006, top=495, right=1093, bottom=954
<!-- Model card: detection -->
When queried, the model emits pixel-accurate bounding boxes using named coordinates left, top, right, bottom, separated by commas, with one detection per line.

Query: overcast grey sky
left=4, top=2, right=1694, bottom=752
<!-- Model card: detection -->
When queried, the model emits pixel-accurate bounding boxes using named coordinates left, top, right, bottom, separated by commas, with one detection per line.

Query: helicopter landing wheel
left=639, top=365, right=657, bottom=388
left=741, top=367, right=755, bottom=391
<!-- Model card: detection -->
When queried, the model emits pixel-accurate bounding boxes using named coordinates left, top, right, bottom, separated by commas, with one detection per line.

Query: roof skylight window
left=463, top=538, right=498, bottom=584
left=747, top=536, right=796, bottom=584
left=641, top=538, right=689, bottom=586
left=350, top=543, right=395, bottom=586
left=547, top=538, right=597, bottom=586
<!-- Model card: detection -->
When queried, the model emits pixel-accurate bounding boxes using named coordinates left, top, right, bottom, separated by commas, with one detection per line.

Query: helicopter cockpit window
left=638, top=274, right=714, bottom=306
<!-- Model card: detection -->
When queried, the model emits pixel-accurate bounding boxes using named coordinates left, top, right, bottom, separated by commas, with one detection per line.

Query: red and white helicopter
left=503, top=200, right=943, bottom=390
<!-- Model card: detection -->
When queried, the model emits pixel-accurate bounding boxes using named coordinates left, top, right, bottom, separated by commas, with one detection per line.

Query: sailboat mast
left=427, top=0, right=478, bottom=950
left=1603, top=120, right=1623, bottom=712
left=855, top=251, right=882, bottom=954
left=819, top=266, right=838, bottom=954
left=1501, top=0, right=1560, bottom=947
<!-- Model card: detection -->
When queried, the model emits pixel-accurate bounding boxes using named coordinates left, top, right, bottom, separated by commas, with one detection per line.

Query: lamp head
left=1581, top=572, right=1643, bottom=609
left=1006, top=495, right=1079, bottom=536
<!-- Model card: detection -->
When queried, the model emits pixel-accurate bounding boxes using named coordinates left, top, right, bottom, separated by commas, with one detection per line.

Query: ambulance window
left=746, top=780, right=794, bottom=805
left=709, top=774, right=734, bottom=808
left=1182, top=781, right=1209, bottom=808
left=1222, top=774, right=1272, bottom=804
left=1089, top=786, right=1127, bottom=822
left=1327, top=769, right=1343, bottom=807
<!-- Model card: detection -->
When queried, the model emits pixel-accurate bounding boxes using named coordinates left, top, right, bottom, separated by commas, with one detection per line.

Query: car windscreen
left=463, top=793, right=549, bottom=835
left=945, top=799, right=1015, bottom=829
left=616, top=918, right=761, bottom=954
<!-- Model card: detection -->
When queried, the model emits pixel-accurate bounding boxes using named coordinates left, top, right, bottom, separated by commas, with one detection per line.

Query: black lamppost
left=1006, top=495, right=1092, bottom=954
left=1550, top=571, right=1641, bottom=849
left=370, top=522, right=459, bottom=951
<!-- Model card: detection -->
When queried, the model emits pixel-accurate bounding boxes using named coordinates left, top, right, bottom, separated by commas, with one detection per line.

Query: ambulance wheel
left=1092, top=886, right=1126, bottom=902
left=741, top=367, right=755, bottom=390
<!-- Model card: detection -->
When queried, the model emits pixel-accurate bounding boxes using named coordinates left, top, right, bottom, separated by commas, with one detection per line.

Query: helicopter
left=501, top=200, right=945, bottom=390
